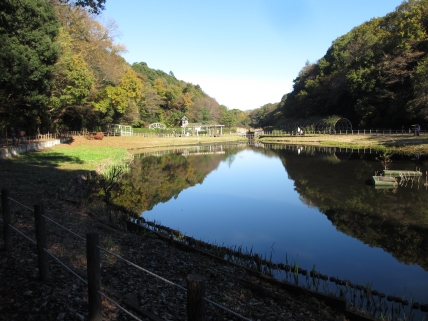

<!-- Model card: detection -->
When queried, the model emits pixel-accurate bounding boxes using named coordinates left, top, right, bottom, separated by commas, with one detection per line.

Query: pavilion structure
left=107, top=124, right=133, bottom=136
left=181, top=116, right=224, bottom=136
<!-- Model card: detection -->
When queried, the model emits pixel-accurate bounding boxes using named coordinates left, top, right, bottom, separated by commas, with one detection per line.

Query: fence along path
left=0, top=189, right=252, bottom=321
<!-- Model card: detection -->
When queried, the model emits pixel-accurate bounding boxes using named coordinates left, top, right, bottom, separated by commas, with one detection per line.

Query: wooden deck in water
left=372, top=176, right=398, bottom=186
left=383, top=170, right=423, bottom=177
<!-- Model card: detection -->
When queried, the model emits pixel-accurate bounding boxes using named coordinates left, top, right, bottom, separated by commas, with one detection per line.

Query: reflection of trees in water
left=112, top=146, right=246, bottom=214
left=269, top=147, right=428, bottom=271
left=325, top=208, right=428, bottom=270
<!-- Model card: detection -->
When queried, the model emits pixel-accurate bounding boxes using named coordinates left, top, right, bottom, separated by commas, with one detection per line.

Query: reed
left=131, top=218, right=427, bottom=321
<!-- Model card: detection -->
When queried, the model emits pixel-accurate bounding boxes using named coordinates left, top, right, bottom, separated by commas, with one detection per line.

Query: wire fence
left=0, top=189, right=253, bottom=321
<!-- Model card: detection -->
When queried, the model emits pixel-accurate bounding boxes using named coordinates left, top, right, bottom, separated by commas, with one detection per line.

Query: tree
left=139, top=86, right=163, bottom=123
left=276, top=0, right=428, bottom=128
left=49, top=28, right=95, bottom=125
left=190, top=96, right=222, bottom=123
left=93, top=68, right=143, bottom=124
left=53, top=3, right=127, bottom=87
left=0, top=0, right=60, bottom=129
left=221, top=107, right=236, bottom=130
left=410, top=57, right=428, bottom=119
left=57, top=0, right=106, bottom=14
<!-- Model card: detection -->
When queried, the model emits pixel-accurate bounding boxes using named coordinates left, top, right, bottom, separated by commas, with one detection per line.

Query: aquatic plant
left=376, top=152, right=393, bottom=170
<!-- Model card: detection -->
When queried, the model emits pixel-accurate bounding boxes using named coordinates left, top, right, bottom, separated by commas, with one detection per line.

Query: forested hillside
left=256, top=0, right=428, bottom=129
left=0, top=0, right=250, bottom=136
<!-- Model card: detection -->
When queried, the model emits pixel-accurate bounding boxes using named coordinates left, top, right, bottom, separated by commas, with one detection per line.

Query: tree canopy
left=58, top=0, right=106, bottom=14
left=0, top=0, right=60, bottom=130
left=254, top=0, right=428, bottom=130
left=0, top=0, right=252, bottom=134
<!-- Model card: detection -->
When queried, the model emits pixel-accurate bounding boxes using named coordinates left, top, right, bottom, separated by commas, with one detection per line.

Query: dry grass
left=65, top=133, right=428, bottom=149
left=58, top=135, right=247, bottom=154
left=259, top=133, right=428, bottom=154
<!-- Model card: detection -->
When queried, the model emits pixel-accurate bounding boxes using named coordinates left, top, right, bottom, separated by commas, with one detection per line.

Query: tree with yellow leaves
left=93, top=68, right=143, bottom=124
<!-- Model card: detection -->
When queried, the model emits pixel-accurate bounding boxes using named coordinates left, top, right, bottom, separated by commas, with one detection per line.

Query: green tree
left=57, top=0, right=106, bottom=14
left=277, top=0, right=428, bottom=129
left=49, top=28, right=95, bottom=125
left=93, top=68, right=143, bottom=124
left=0, top=0, right=60, bottom=129
left=221, top=107, right=236, bottom=130
left=410, top=56, right=428, bottom=119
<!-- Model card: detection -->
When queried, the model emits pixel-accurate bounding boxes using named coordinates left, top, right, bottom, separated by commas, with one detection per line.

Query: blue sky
left=102, top=0, right=404, bottom=111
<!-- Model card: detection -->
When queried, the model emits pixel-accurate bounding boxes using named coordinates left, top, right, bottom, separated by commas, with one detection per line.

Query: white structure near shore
left=0, top=137, right=72, bottom=159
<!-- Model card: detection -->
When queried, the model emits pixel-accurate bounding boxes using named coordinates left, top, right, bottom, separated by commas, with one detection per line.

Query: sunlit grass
left=14, top=146, right=129, bottom=171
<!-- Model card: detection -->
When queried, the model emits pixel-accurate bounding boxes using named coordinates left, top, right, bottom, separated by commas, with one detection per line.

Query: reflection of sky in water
left=142, top=149, right=428, bottom=304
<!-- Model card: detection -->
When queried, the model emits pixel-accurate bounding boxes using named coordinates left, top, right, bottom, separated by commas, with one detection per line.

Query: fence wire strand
left=1, top=193, right=253, bottom=321
left=98, top=246, right=187, bottom=292
left=98, top=291, right=143, bottom=321
left=8, top=224, right=36, bottom=245
left=41, top=214, right=86, bottom=242
left=44, top=248, right=88, bottom=285
left=8, top=197, right=34, bottom=212
left=98, top=246, right=253, bottom=320
left=203, top=297, right=254, bottom=321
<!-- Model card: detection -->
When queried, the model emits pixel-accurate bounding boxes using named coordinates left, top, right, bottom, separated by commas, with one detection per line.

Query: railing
left=0, top=189, right=252, bottom=321
left=68, top=131, right=238, bottom=138
left=0, top=133, right=71, bottom=148
left=261, top=129, right=426, bottom=136
left=1, top=129, right=425, bottom=147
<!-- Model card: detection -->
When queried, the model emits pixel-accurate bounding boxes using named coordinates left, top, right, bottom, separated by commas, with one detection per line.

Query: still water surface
left=123, top=144, right=428, bottom=307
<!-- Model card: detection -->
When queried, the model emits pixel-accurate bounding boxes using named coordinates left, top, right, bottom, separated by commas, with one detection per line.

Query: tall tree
left=221, top=107, right=236, bottom=130
left=0, top=0, right=60, bottom=129
left=49, top=28, right=95, bottom=126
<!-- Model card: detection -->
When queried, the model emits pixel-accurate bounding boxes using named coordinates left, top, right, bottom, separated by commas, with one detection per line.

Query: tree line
left=0, top=0, right=252, bottom=137
left=252, top=0, right=428, bottom=130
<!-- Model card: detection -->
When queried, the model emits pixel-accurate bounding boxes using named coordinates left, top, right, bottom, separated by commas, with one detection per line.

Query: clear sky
left=102, top=0, right=405, bottom=111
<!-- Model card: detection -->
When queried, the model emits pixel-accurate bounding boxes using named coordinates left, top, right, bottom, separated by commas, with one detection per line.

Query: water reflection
left=115, top=144, right=428, bottom=309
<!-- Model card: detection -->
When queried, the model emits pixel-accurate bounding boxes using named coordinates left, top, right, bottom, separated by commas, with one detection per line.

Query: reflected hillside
left=266, top=144, right=428, bottom=270
left=112, top=145, right=247, bottom=213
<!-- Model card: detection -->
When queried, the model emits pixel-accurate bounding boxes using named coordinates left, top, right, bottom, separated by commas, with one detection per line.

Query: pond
left=114, top=143, right=428, bottom=316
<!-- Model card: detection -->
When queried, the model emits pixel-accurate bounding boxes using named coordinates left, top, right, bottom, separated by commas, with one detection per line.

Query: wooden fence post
left=1, top=189, right=12, bottom=251
left=187, top=274, right=205, bottom=321
left=87, top=231, right=102, bottom=321
left=34, top=204, right=49, bottom=281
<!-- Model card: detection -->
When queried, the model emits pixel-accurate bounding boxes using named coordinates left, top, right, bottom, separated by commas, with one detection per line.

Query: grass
left=12, top=145, right=130, bottom=171
left=4, top=135, right=247, bottom=171
left=4, top=133, right=428, bottom=174
left=258, top=133, right=428, bottom=155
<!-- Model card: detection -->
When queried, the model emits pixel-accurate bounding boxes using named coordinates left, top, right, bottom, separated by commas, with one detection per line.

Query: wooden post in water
left=1, top=189, right=12, bottom=251
left=34, top=204, right=49, bottom=281
left=187, top=274, right=205, bottom=321
left=87, top=231, right=102, bottom=321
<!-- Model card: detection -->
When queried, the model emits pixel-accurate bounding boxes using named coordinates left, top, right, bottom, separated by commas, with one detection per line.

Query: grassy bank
left=258, top=133, right=428, bottom=155
left=5, top=133, right=428, bottom=171
left=6, top=135, right=246, bottom=171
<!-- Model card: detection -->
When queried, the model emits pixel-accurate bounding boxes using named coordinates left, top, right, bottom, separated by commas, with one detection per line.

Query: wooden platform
left=372, top=176, right=398, bottom=186
left=383, top=170, right=422, bottom=177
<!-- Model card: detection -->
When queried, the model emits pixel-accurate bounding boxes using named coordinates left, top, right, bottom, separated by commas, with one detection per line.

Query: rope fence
left=0, top=189, right=253, bottom=321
